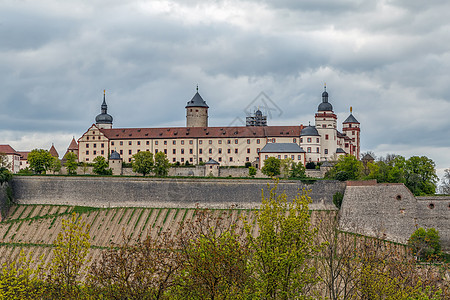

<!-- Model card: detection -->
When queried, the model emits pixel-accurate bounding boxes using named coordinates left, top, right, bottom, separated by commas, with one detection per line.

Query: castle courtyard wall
left=10, top=177, right=344, bottom=210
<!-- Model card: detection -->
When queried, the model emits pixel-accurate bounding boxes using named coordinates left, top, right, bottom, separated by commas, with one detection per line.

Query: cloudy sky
left=1, top=0, right=450, bottom=180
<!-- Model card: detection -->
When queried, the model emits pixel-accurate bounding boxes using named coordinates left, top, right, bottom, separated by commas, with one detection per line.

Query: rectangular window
left=155, top=149, right=158, bottom=153
left=173, top=158, right=176, bottom=162
left=173, top=140, right=176, bottom=145
left=300, top=138, right=303, bottom=143
left=190, top=158, right=193, bottom=162
left=307, top=138, right=311, bottom=143
left=272, top=138, right=276, bottom=143
left=173, top=149, right=176, bottom=154
left=218, top=157, right=222, bottom=162
left=247, top=148, right=250, bottom=153
left=277, top=155, right=281, bottom=159
left=146, top=141, right=149, bottom=145
left=181, top=140, right=184, bottom=145
left=111, top=141, right=114, bottom=146
left=101, top=143, right=104, bottom=148
left=199, top=158, right=203, bottom=162
left=291, top=155, right=294, bottom=159
left=86, top=144, right=89, bottom=148
left=307, top=147, right=311, bottom=153
left=325, top=134, right=329, bottom=140
left=229, top=157, right=233, bottom=162
left=247, top=139, right=250, bottom=144
left=181, top=149, right=184, bottom=154
left=189, top=140, right=193, bottom=144
left=218, top=140, right=222, bottom=144
left=227, top=140, right=231, bottom=144
left=246, top=157, right=249, bottom=161
left=129, top=141, right=132, bottom=145
left=199, top=140, right=203, bottom=145
left=257, top=148, right=260, bottom=153
left=284, top=155, right=288, bottom=159
left=93, top=143, right=97, bottom=148
left=317, top=147, right=319, bottom=153
left=164, top=141, right=167, bottom=145
left=235, top=149, right=238, bottom=154
left=189, top=149, right=193, bottom=154
left=164, top=149, right=167, bottom=154
left=86, top=150, right=89, bottom=155
left=120, top=150, right=123, bottom=155
left=155, top=141, right=158, bottom=145
left=128, top=158, right=131, bottom=162
left=316, top=138, right=319, bottom=143
left=227, top=149, right=231, bottom=154
left=293, top=138, right=296, bottom=143
left=265, top=155, right=268, bottom=159
left=209, top=148, right=212, bottom=154
left=93, top=150, right=97, bottom=155
left=325, top=149, right=328, bottom=154
left=218, top=148, right=222, bottom=154
left=298, top=155, right=301, bottom=160
left=137, top=141, right=141, bottom=145
left=209, top=140, right=212, bottom=144
left=101, top=150, right=104, bottom=155
left=129, top=150, right=132, bottom=155
left=199, top=149, right=203, bottom=154
left=235, top=139, right=238, bottom=144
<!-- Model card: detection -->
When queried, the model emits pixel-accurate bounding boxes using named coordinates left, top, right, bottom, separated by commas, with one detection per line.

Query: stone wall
left=339, top=183, right=450, bottom=251
left=10, top=177, right=343, bottom=210
left=0, top=183, right=11, bottom=222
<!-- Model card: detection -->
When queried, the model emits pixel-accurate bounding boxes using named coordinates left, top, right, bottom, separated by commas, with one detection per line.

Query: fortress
left=1, top=177, right=449, bottom=251
left=75, top=86, right=360, bottom=169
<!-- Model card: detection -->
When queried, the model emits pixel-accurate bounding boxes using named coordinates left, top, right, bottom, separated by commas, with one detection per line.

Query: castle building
left=77, top=86, right=360, bottom=168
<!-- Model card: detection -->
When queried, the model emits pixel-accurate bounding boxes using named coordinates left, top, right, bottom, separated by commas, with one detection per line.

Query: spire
left=196, top=84, right=199, bottom=92
left=350, top=106, right=353, bottom=113
left=322, top=84, right=328, bottom=103
left=101, top=90, right=107, bottom=114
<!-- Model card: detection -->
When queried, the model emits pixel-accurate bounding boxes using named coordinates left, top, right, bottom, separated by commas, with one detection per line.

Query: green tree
left=27, top=149, right=53, bottom=174
left=249, top=166, right=257, bottom=177
left=64, top=152, right=78, bottom=175
left=49, top=156, right=62, bottom=174
left=290, top=161, right=306, bottom=178
left=408, top=227, right=442, bottom=261
left=132, top=151, right=154, bottom=176
left=48, top=213, right=90, bottom=298
left=154, top=152, right=170, bottom=177
left=174, top=209, right=253, bottom=299
left=0, top=167, right=12, bottom=184
left=326, top=155, right=363, bottom=181
left=440, top=168, right=450, bottom=194
left=404, top=156, right=438, bottom=195
left=244, top=183, right=321, bottom=299
left=280, top=158, right=294, bottom=178
left=92, top=156, right=112, bottom=175
left=261, top=157, right=281, bottom=177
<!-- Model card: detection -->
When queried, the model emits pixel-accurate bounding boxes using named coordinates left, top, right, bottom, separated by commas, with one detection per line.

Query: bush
left=408, top=227, right=442, bottom=261
left=305, top=162, right=316, bottom=169
left=248, top=166, right=257, bottom=177
left=0, top=167, right=12, bottom=184
left=244, top=162, right=252, bottom=168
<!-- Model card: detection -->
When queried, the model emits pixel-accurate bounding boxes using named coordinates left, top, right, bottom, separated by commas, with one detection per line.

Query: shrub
left=408, top=227, right=442, bottom=261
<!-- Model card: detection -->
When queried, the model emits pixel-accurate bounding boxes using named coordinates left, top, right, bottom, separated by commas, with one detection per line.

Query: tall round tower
left=342, top=107, right=360, bottom=159
left=95, top=90, right=113, bottom=129
left=315, top=84, right=337, bottom=161
left=186, top=86, right=209, bottom=127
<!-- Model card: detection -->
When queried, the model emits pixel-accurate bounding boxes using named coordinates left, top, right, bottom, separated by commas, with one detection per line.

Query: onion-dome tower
left=95, top=90, right=113, bottom=129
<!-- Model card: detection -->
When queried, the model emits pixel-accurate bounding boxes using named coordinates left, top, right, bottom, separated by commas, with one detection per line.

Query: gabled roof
left=49, top=145, right=59, bottom=158
left=260, top=143, right=306, bottom=153
left=362, top=153, right=375, bottom=161
left=343, top=113, right=359, bottom=124
left=98, top=125, right=303, bottom=140
left=67, top=138, right=78, bottom=150
left=16, top=151, right=30, bottom=160
left=0, top=145, right=17, bottom=155
left=336, top=148, right=346, bottom=153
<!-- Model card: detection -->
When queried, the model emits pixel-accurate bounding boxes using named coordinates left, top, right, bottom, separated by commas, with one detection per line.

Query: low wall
left=10, top=177, right=344, bottom=210
left=339, top=183, right=450, bottom=251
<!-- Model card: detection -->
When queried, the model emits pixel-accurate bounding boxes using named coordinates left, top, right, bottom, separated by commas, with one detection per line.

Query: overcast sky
left=1, top=0, right=449, bottom=180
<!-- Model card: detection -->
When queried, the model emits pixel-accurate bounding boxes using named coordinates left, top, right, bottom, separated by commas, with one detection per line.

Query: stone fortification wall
left=10, top=177, right=344, bottom=210
left=0, top=183, right=7, bottom=221
left=340, top=183, right=450, bottom=251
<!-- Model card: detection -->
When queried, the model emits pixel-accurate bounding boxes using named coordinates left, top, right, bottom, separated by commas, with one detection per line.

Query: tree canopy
left=28, top=149, right=53, bottom=174
left=153, top=152, right=170, bottom=177
left=132, top=151, right=154, bottom=176
left=261, top=157, right=281, bottom=177
left=64, top=152, right=78, bottom=175
left=93, top=156, right=112, bottom=175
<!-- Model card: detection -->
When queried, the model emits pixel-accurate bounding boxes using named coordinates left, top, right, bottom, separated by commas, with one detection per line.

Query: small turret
left=186, top=85, right=209, bottom=127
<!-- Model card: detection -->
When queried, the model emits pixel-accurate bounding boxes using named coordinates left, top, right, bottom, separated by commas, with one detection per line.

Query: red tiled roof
left=49, top=145, right=59, bottom=158
left=0, top=145, right=17, bottom=155
left=99, top=125, right=305, bottom=140
left=16, top=151, right=30, bottom=160
left=67, top=138, right=78, bottom=150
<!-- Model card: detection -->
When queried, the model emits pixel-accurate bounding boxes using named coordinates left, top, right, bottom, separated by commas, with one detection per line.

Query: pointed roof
left=96, top=91, right=113, bottom=124
left=186, top=87, right=209, bottom=108
left=318, top=85, right=333, bottom=112
left=49, top=144, right=59, bottom=158
left=205, top=158, right=219, bottom=165
left=0, top=145, right=17, bottom=155
left=343, top=113, right=359, bottom=124
left=67, top=137, right=78, bottom=151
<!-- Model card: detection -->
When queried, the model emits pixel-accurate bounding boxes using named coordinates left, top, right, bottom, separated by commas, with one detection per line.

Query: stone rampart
left=339, top=183, right=450, bottom=251
left=0, top=183, right=11, bottom=222
left=10, top=177, right=344, bottom=210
